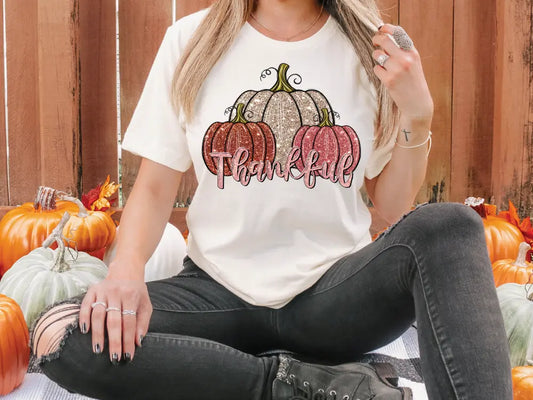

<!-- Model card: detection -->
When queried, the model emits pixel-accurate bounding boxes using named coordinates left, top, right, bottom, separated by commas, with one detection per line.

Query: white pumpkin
left=497, top=283, right=533, bottom=367
left=0, top=213, right=108, bottom=327
left=104, top=223, right=186, bottom=282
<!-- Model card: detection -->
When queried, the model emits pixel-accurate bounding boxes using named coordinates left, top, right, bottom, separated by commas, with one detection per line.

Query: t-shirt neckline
left=243, top=15, right=336, bottom=47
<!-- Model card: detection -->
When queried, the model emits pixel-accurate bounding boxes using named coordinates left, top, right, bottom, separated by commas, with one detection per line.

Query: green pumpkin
left=0, top=213, right=107, bottom=327
left=497, top=283, right=533, bottom=367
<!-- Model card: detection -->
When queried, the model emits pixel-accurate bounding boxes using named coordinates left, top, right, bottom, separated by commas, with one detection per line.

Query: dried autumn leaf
left=81, top=175, right=120, bottom=212
left=498, top=201, right=533, bottom=261
left=81, top=186, right=101, bottom=210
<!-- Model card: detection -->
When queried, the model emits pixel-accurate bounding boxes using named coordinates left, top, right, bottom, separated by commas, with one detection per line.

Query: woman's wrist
left=396, top=114, right=432, bottom=146
left=108, top=256, right=146, bottom=281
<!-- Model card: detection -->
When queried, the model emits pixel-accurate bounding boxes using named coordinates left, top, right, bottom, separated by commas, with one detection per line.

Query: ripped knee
left=31, top=303, right=81, bottom=360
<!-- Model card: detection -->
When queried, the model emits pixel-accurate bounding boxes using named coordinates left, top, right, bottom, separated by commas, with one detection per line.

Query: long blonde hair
left=171, top=0, right=399, bottom=148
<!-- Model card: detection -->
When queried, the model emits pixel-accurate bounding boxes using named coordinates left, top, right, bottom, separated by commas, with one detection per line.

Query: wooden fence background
left=0, top=0, right=531, bottom=231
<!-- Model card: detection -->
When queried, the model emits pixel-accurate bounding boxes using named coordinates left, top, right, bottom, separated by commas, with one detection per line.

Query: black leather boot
left=272, top=355, right=412, bottom=400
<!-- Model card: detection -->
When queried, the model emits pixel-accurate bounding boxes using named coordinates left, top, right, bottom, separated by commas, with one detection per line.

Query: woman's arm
left=366, top=24, right=434, bottom=224
left=108, top=158, right=183, bottom=280
left=79, top=158, right=183, bottom=362
left=365, top=115, right=432, bottom=224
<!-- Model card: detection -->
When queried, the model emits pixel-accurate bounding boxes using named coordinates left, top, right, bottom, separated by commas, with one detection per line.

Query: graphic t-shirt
left=122, top=9, right=396, bottom=308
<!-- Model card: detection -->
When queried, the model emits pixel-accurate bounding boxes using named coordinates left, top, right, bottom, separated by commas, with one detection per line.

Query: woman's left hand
left=372, top=24, right=434, bottom=122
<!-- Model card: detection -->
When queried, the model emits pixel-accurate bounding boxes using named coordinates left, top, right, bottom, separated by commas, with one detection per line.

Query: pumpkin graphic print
left=201, top=63, right=361, bottom=189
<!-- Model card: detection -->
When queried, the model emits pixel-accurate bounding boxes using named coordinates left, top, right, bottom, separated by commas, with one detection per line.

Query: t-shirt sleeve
left=364, top=132, right=396, bottom=180
left=121, top=25, right=192, bottom=172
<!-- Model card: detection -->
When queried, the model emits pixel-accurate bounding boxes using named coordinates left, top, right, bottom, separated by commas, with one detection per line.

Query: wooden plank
left=400, top=0, right=454, bottom=203
left=37, top=0, right=81, bottom=196
left=5, top=0, right=40, bottom=205
left=375, top=0, right=399, bottom=25
left=79, top=0, right=118, bottom=193
left=450, top=0, right=497, bottom=203
left=174, top=0, right=213, bottom=21
left=0, top=3, right=7, bottom=205
left=492, top=0, right=533, bottom=216
left=119, top=0, right=173, bottom=203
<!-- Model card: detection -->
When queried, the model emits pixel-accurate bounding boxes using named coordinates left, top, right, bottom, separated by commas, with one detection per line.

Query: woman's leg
left=277, top=202, right=512, bottom=399
left=32, top=260, right=281, bottom=400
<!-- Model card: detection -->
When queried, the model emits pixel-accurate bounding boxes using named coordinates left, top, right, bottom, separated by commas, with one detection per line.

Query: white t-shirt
left=122, top=9, right=396, bottom=308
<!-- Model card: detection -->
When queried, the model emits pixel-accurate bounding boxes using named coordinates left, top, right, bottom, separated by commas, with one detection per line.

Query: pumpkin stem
left=231, top=103, right=248, bottom=124
left=58, top=193, right=89, bottom=218
left=34, top=186, right=58, bottom=211
left=318, top=108, right=333, bottom=127
left=43, top=212, right=72, bottom=273
left=516, top=242, right=532, bottom=267
left=270, top=63, right=295, bottom=93
left=464, top=197, right=488, bottom=218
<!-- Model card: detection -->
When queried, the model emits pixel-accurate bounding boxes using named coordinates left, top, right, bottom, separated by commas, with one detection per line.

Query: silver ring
left=122, top=310, right=137, bottom=316
left=105, top=307, right=121, bottom=313
left=91, top=301, right=107, bottom=309
left=392, top=26, right=414, bottom=51
left=376, top=54, right=389, bottom=67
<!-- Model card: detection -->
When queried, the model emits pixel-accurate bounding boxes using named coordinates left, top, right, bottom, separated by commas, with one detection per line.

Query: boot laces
left=287, top=374, right=353, bottom=400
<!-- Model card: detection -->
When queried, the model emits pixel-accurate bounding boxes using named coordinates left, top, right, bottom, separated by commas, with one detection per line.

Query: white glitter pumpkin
left=230, top=63, right=334, bottom=164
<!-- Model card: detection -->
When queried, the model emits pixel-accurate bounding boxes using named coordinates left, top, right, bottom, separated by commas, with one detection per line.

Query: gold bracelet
left=395, top=130, right=432, bottom=158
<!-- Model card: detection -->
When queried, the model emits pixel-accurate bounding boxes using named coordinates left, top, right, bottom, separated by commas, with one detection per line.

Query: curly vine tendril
left=260, top=67, right=277, bottom=81
left=244, top=110, right=255, bottom=120
left=287, top=73, right=302, bottom=86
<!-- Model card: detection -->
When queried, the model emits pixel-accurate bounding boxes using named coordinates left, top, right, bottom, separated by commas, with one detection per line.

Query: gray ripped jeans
left=33, top=202, right=512, bottom=399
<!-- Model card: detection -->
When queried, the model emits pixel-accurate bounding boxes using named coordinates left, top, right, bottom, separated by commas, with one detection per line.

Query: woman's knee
left=405, top=202, right=484, bottom=243
left=32, top=303, right=81, bottom=360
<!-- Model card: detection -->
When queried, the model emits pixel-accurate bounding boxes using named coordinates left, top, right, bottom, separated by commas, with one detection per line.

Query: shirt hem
left=186, top=239, right=371, bottom=309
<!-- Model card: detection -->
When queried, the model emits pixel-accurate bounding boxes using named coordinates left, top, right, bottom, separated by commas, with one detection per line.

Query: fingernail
left=378, top=24, right=384, bottom=31
left=111, top=353, right=119, bottom=365
left=81, top=323, right=87, bottom=334
left=94, top=343, right=101, bottom=354
left=139, top=335, right=144, bottom=346
left=124, top=353, right=132, bottom=363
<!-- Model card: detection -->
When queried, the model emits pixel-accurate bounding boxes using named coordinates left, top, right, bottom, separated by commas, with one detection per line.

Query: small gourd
left=0, top=213, right=108, bottom=327
left=492, top=243, right=533, bottom=287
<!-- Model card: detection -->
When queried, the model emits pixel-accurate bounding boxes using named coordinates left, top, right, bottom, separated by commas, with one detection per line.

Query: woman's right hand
left=79, top=272, right=152, bottom=364
left=78, top=158, right=182, bottom=363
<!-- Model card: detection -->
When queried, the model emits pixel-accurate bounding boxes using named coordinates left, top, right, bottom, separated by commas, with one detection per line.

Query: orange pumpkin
left=512, top=366, right=533, bottom=400
left=60, top=194, right=116, bottom=255
left=0, top=187, right=116, bottom=276
left=465, top=197, right=525, bottom=263
left=493, top=243, right=533, bottom=287
left=0, top=294, right=29, bottom=395
left=0, top=187, right=78, bottom=275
